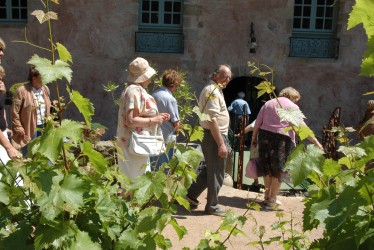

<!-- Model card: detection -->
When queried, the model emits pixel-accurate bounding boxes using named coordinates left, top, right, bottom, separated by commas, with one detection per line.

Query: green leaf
left=60, top=174, right=86, bottom=212
left=28, top=54, right=72, bottom=84
left=347, top=0, right=374, bottom=37
left=94, top=188, right=118, bottom=222
left=286, top=144, right=324, bottom=186
left=116, top=230, right=142, bottom=249
left=347, top=0, right=374, bottom=77
left=169, top=218, right=187, bottom=240
left=70, top=89, right=95, bottom=128
left=193, top=106, right=210, bottom=122
left=36, top=120, right=83, bottom=163
left=154, top=234, right=172, bottom=249
left=70, top=231, right=101, bottom=250
left=0, top=182, right=10, bottom=205
left=130, top=171, right=166, bottom=203
left=1, top=222, right=33, bottom=250
left=34, top=220, right=75, bottom=249
left=277, top=107, right=306, bottom=127
left=37, top=170, right=65, bottom=221
left=31, top=10, right=58, bottom=24
left=56, top=42, right=73, bottom=63
left=81, top=141, right=108, bottom=174
left=255, top=80, right=275, bottom=98
left=189, top=125, right=204, bottom=142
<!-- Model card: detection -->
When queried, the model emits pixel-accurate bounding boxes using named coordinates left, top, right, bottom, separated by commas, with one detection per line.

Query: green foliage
left=0, top=1, right=207, bottom=249
left=28, top=54, right=72, bottom=84
left=348, top=0, right=374, bottom=77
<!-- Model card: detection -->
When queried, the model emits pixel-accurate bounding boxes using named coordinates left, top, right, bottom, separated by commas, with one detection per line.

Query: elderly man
left=186, top=64, right=232, bottom=216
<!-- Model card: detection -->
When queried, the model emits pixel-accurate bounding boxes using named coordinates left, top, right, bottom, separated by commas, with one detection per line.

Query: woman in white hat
left=116, top=57, right=170, bottom=184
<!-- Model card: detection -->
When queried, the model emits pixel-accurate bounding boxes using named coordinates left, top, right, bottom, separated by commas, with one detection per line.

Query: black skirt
left=255, top=129, right=295, bottom=181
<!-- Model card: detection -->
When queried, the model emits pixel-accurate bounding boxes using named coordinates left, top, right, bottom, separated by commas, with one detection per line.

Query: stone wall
left=0, top=0, right=371, bottom=141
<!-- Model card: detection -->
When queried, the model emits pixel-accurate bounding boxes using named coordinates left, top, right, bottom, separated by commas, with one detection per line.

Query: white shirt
left=32, top=87, right=46, bottom=125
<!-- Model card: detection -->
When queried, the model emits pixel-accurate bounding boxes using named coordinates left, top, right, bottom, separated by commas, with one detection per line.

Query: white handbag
left=129, top=132, right=166, bottom=157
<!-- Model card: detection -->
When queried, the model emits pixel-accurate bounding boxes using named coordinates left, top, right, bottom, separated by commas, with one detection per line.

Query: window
left=140, top=0, right=182, bottom=29
left=0, top=0, right=27, bottom=23
left=293, top=0, right=337, bottom=34
left=290, top=0, right=339, bottom=58
left=136, top=0, right=184, bottom=53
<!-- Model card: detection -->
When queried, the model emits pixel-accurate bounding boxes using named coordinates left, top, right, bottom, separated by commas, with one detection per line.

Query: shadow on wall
left=223, top=76, right=270, bottom=123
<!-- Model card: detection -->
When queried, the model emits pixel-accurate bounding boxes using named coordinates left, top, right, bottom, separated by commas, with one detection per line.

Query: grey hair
left=210, top=64, right=231, bottom=79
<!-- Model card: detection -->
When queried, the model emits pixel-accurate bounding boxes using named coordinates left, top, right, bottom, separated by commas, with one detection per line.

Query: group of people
left=116, top=57, right=182, bottom=182
left=115, top=57, right=325, bottom=215
left=0, top=37, right=52, bottom=167
left=1, top=42, right=372, bottom=215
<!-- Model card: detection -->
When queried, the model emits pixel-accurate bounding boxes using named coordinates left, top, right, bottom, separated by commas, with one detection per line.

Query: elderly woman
left=251, top=87, right=323, bottom=209
left=116, top=57, right=170, bottom=182
left=11, top=65, right=51, bottom=155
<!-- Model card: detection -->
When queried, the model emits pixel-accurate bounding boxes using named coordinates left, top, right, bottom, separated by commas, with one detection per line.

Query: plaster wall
left=0, top=0, right=372, bottom=140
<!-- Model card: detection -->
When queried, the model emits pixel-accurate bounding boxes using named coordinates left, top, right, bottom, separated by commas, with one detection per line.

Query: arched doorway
left=223, top=76, right=269, bottom=124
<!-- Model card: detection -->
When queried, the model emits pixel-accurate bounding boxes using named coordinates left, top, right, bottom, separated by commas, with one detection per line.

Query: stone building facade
left=0, top=0, right=372, bottom=140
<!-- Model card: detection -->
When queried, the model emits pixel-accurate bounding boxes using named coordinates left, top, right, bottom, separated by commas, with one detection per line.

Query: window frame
left=138, top=0, right=183, bottom=32
left=0, top=0, right=28, bottom=24
left=292, top=0, right=338, bottom=37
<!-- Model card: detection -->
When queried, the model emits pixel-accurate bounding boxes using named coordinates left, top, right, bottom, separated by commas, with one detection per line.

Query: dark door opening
left=223, top=76, right=269, bottom=124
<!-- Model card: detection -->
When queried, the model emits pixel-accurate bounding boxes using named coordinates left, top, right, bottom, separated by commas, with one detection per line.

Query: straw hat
left=127, top=57, right=156, bottom=83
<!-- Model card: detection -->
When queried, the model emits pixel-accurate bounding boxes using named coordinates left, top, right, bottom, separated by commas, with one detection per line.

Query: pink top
left=254, top=97, right=305, bottom=144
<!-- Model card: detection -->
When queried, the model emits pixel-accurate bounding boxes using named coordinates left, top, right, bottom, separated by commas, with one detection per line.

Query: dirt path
left=163, top=185, right=323, bottom=249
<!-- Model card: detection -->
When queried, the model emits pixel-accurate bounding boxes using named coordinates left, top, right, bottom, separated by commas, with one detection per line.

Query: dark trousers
left=187, top=130, right=230, bottom=211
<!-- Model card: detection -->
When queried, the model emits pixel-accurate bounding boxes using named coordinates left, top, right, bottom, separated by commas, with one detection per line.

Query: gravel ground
left=162, top=184, right=323, bottom=249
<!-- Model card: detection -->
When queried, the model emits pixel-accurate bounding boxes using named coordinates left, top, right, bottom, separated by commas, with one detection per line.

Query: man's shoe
left=205, top=208, right=226, bottom=217
left=186, top=196, right=200, bottom=206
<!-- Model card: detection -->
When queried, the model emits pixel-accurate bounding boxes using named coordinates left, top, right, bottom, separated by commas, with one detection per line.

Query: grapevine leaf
left=286, top=144, right=324, bottom=186
left=116, top=230, right=142, bottom=249
left=37, top=120, right=83, bottom=163
left=137, top=207, right=163, bottom=233
left=37, top=170, right=64, bottom=221
left=81, top=141, right=108, bottom=174
left=298, top=125, right=316, bottom=141
left=56, top=42, right=73, bottom=63
left=347, top=0, right=374, bottom=77
left=94, top=188, right=118, bottom=221
left=360, top=48, right=374, bottom=77
left=70, top=231, right=101, bottom=250
left=0, top=182, right=10, bottom=205
left=189, top=125, right=204, bottom=142
left=1, top=222, right=33, bottom=250
left=347, top=0, right=374, bottom=37
left=130, top=171, right=166, bottom=203
left=322, top=158, right=341, bottom=177
left=169, top=218, right=187, bottom=240
left=357, top=171, right=374, bottom=204
left=31, top=10, right=58, bottom=24
left=193, top=106, right=210, bottom=122
left=277, top=107, right=306, bottom=127
left=255, top=80, right=275, bottom=98
left=154, top=234, right=172, bottom=249
left=309, top=187, right=336, bottom=226
left=28, top=55, right=72, bottom=84
left=70, top=89, right=95, bottom=128
left=175, top=146, right=204, bottom=170
left=34, top=221, right=74, bottom=249
left=337, top=146, right=367, bottom=159
left=60, top=174, right=86, bottom=212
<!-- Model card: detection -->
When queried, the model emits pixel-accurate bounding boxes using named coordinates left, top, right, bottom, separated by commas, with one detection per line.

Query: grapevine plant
left=0, top=0, right=373, bottom=249
left=0, top=1, right=205, bottom=249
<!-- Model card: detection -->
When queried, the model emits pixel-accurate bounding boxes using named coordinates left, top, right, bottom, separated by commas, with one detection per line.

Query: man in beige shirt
left=186, top=64, right=232, bottom=216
